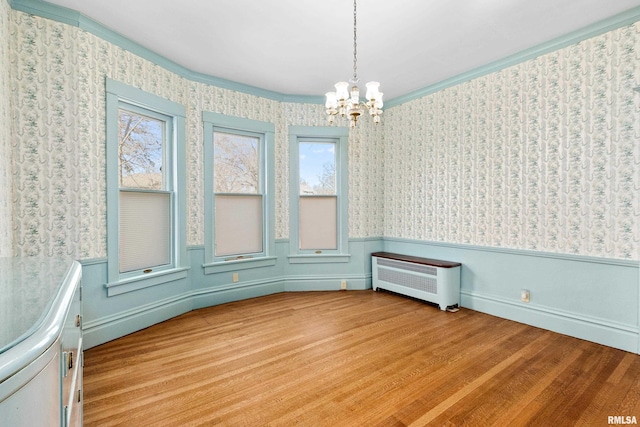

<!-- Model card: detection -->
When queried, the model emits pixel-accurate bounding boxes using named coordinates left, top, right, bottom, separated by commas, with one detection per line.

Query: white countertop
left=0, top=257, right=81, bottom=383
left=0, top=257, right=75, bottom=354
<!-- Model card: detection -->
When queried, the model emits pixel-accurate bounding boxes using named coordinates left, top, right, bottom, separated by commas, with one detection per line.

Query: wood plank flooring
left=83, top=290, right=640, bottom=426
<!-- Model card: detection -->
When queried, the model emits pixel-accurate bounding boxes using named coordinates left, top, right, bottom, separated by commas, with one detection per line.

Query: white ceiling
left=43, top=0, right=640, bottom=100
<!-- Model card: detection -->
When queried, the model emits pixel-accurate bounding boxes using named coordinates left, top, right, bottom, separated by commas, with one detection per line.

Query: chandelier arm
left=326, top=0, right=382, bottom=127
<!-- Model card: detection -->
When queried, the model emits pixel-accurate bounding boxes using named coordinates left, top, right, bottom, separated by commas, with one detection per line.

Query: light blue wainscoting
left=284, top=238, right=382, bottom=292
left=80, top=258, right=192, bottom=350
left=188, top=244, right=285, bottom=311
left=80, top=239, right=382, bottom=349
left=382, top=238, right=640, bottom=354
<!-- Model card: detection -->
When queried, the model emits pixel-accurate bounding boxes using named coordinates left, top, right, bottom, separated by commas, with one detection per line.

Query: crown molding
left=385, top=6, right=640, bottom=108
left=9, top=0, right=325, bottom=104
left=9, top=0, right=640, bottom=108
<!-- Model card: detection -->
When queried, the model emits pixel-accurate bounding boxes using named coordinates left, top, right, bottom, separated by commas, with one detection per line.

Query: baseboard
left=82, top=271, right=372, bottom=348
left=461, top=291, right=639, bottom=354
left=83, top=292, right=192, bottom=349
left=284, top=274, right=371, bottom=292
left=84, top=280, right=286, bottom=348
left=190, top=279, right=285, bottom=310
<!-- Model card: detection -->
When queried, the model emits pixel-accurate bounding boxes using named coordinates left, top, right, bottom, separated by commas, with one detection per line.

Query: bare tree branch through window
left=213, top=132, right=259, bottom=194
left=118, top=109, right=164, bottom=190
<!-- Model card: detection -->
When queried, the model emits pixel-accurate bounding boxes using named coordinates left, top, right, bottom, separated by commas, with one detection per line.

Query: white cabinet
left=0, top=258, right=83, bottom=426
left=62, top=281, right=83, bottom=426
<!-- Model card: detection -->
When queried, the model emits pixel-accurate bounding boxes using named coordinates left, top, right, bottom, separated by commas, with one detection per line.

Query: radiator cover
left=372, top=255, right=460, bottom=310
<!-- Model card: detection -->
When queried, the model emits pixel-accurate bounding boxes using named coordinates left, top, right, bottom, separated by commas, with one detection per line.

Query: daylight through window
left=213, top=131, right=263, bottom=257
left=118, top=107, right=172, bottom=273
left=298, top=141, right=338, bottom=250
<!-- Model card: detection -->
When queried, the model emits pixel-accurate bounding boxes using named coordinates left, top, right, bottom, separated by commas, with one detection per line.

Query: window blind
left=299, top=196, right=337, bottom=250
left=214, top=194, right=263, bottom=257
left=119, top=191, right=171, bottom=273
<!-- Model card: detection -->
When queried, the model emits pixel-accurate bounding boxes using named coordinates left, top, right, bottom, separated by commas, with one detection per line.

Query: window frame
left=202, top=111, right=276, bottom=274
left=288, top=126, right=350, bottom=264
left=105, top=79, right=188, bottom=296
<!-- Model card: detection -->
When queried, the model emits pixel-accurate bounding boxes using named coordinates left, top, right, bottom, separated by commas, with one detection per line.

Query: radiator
left=372, top=254, right=461, bottom=311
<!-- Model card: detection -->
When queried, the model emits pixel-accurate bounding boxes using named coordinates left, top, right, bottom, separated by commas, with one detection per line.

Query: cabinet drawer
left=61, top=284, right=82, bottom=427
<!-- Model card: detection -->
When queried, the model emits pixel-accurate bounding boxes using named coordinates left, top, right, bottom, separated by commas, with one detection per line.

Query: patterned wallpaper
left=72, top=26, right=188, bottom=259
left=186, top=83, right=281, bottom=243
left=11, top=13, right=84, bottom=257
left=383, top=23, right=640, bottom=260
left=348, top=116, right=385, bottom=239
left=278, top=102, right=385, bottom=239
left=7, top=10, right=380, bottom=259
left=0, top=0, right=11, bottom=257
left=5, top=8, right=639, bottom=261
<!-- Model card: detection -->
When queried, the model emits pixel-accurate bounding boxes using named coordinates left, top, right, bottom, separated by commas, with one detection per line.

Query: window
left=214, top=131, right=263, bottom=257
left=106, top=79, right=187, bottom=296
left=203, top=112, right=275, bottom=274
left=299, top=141, right=337, bottom=250
left=118, top=107, right=171, bottom=273
left=289, top=126, right=349, bottom=263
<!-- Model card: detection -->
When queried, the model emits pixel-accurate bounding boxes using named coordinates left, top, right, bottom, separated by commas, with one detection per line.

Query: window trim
left=202, top=111, right=276, bottom=274
left=288, top=126, right=350, bottom=264
left=105, top=79, right=188, bottom=296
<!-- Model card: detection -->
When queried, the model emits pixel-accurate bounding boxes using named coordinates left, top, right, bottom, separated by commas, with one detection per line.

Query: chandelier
left=325, top=0, right=383, bottom=128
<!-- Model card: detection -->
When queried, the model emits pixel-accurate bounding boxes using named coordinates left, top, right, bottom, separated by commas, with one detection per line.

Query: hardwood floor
left=83, top=290, right=640, bottom=426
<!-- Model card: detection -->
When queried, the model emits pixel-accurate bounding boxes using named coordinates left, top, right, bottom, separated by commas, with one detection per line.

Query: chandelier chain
left=324, top=0, right=382, bottom=127
left=352, top=0, right=358, bottom=83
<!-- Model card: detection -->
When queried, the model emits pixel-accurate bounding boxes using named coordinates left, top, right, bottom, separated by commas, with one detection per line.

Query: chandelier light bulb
left=325, top=92, right=338, bottom=109
left=335, top=82, right=350, bottom=101
left=365, top=81, right=380, bottom=101
left=325, top=0, right=383, bottom=127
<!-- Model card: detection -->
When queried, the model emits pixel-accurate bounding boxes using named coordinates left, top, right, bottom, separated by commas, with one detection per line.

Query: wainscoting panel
left=81, top=258, right=192, bottom=349
left=81, top=240, right=378, bottom=349
left=81, top=238, right=639, bottom=353
left=382, top=238, right=639, bottom=353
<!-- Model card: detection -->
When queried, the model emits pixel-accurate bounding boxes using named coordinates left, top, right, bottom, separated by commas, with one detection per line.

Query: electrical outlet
left=340, top=280, right=347, bottom=290
left=520, top=289, right=530, bottom=303
left=233, top=272, right=239, bottom=283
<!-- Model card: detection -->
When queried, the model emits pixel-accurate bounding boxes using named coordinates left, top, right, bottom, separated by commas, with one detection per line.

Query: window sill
left=288, top=254, right=351, bottom=264
left=105, top=266, right=190, bottom=297
left=203, top=256, right=277, bottom=275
